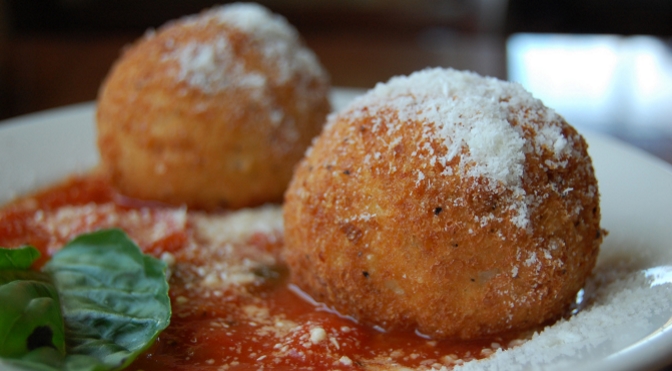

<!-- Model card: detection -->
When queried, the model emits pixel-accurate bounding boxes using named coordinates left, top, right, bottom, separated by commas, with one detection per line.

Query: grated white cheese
left=456, top=261, right=672, bottom=371
left=191, top=205, right=283, bottom=246
left=339, top=355, right=353, bottom=366
left=164, top=3, right=325, bottom=94
left=335, top=68, right=578, bottom=229
left=309, top=327, right=327, bottom=344
left=40, top=203, right=187, bottom=252
left=173, top=38, right=267, bottom=95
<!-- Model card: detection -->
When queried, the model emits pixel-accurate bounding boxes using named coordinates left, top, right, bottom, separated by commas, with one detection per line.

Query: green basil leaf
left=0, top=229, right=171, bottom=371
left=42, top=228, right=171, bottom=371
left=0, top=350, right=110, bottom=371
left=0, top=347, right=68, bottom=371
left=0, top=246, right=41, bottom=270
left=0, top=245, right=66, bottom=362
left=0, top=275, right=67, bottom=359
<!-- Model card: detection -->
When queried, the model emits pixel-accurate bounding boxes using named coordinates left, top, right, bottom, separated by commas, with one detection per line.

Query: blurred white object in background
left=507, top=33, right=672, bottom=135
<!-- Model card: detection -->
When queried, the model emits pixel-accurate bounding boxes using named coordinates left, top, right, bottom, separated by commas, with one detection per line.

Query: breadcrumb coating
left=283, top=68, right=603, bottom=340
left=97, top=3, right=330, bottom=209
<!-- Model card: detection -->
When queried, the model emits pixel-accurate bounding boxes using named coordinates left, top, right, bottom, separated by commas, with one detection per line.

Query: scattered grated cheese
left=455, top=250, right=672, bottom=371
left=309, top=327, right=327, bottom=344
left=163, top=3, right=325, bottom=94
left=339, top=355, right=353, bottom=366
left=331, top=68, right=586, bottom=230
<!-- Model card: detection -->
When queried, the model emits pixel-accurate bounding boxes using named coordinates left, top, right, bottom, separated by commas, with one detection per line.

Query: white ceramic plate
left=1, top=89, right=672, bottom=371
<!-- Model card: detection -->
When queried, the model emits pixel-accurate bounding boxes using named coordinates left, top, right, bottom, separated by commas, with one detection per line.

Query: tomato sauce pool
left=0, top=175, right=526, bottom=370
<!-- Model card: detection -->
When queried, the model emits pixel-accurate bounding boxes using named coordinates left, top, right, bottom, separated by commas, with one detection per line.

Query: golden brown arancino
left=283, top=68, right=603, bottom=340
left=97, top=3, right=330, bottom=209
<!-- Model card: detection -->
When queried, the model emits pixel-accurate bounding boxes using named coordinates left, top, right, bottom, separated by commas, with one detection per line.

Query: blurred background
left=0, top=0, right=671, bottom=163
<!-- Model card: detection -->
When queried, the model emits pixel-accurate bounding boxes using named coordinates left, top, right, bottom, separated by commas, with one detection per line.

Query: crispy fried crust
left=97, top=4, right=330, bottom=209
left=283, top=69, right=603, bottom=340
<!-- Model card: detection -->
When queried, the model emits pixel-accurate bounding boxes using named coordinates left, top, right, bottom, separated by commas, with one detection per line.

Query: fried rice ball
left=283, top=68, right=604, bottom=340
left=97, top=3, right=330, bottom=209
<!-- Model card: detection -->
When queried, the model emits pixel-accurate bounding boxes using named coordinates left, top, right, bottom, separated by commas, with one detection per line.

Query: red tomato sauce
left=0, top=175, right=526, bottom=370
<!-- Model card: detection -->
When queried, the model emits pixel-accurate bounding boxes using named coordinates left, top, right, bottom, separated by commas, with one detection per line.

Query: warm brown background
left=1, top=0, right=671, bottom=166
